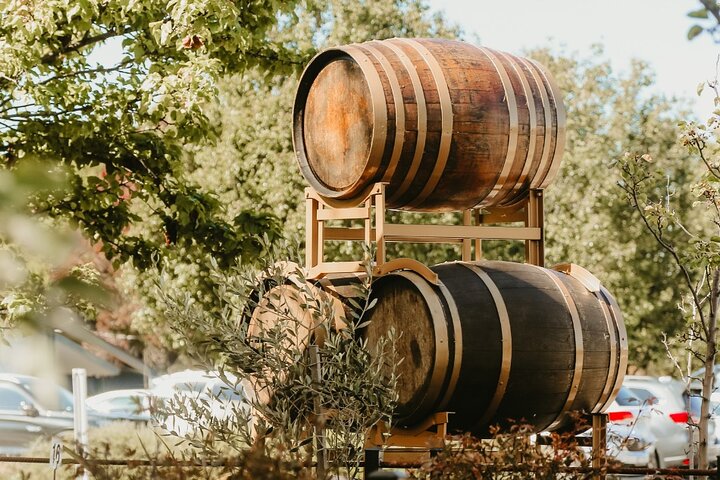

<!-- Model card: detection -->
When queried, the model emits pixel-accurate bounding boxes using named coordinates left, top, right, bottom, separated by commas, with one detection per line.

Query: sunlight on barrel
left=293, top=38, right=566, bottom=211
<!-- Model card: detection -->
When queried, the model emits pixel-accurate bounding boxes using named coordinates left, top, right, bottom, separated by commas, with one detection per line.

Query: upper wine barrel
left=363, top=261, right=627, bottom=435
left=293, top=38, right=566, bottom=211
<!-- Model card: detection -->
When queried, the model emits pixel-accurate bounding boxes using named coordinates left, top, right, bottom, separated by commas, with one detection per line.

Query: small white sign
left=50, top=437, right=62, bottom=470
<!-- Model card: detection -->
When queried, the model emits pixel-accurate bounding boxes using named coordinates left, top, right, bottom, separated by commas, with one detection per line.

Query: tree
left=602, top=1, right=720, bottom=471
left=0, top=0, right=301, bottom=269
left=157, top=249, right=398, bottom=480
left=521, top=47, right=700, bottom=372
left=617, top=116, right=719, bottom=470
left=123, top=0, right=460, bottom=355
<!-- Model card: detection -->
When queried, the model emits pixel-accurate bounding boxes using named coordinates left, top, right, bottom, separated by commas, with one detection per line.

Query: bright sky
left=426, top=0, right=720, bottom=120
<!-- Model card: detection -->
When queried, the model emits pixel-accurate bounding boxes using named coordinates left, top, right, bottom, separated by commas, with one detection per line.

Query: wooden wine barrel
left=363, top=261, right=627, bottom=435
left=246, top=273, right=362, bottom=406
left=247, top=273, right=361, bottom=348
left=293, top=38, right=566, bottom=211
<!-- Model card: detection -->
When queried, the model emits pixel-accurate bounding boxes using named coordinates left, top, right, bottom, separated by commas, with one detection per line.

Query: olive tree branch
left=619, top=164, right=706, bottom=328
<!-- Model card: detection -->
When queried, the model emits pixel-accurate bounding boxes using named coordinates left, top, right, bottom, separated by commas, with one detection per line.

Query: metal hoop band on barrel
left=436, top=279, right=463, bottom=412
left=497, top=51, right=538, bottom=203
left=385, top=40, right=428, bottom=204
left=529, top=58, right=566, bottom=189
left=394, top=271, right=450, bottom=423
left=363, top=42, right=406, bottom=184
left=471, top=45, right=519, bottom=206
left=521, top=57, right=552, bottom=190
left=536, top=268, right=584, bottom=431
left=597, top=288, right=628, bottom=413
left=591, top=291, right=619, bottom=414
left=400, top=39, right=454, bottom=210
left=292, top=46, right=388, bottom=199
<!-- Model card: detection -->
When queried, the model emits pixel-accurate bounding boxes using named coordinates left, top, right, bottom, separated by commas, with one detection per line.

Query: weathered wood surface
left=362, top=261, right=627, bottom=436
left=293, top=38, right=566, bottom=211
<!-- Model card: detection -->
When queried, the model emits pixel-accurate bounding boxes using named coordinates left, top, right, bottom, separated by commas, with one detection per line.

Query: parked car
left=150, top=370, right=214, bottom=396
left=683, top=389, right=720, bottom=465
left=604, top=385, right=658, bottom=468
left=622, top=375, right=691, bottom=467
left=0, top=373, right=75, bottom=455
left=689, top=365, right=720, bottom=392
left=86, top=389, right=153, bottom=424
left=151, top=371, right=254, bottom=436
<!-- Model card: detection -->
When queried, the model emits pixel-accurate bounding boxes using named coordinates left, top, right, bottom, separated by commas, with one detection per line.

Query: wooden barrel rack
left=305, top=182, right=545, bottom=280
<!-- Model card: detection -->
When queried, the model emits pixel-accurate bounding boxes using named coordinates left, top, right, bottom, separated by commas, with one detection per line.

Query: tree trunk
left=699, top=269, right=720, bottom=472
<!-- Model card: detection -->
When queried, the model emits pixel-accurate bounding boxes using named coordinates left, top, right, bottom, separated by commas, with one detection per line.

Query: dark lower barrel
left=363, top=261, right=627, bottom=435
left=293, top=38, right=565, bottom=211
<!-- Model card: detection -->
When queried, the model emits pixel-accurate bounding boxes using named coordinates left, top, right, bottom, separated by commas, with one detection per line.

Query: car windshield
left=630, top=387, right=657, bottom=404
left=614, top=386, right=642, bottom=406
left=17, top=378, right=73, bottom=412
left=687, top=394, right=703, bottom=417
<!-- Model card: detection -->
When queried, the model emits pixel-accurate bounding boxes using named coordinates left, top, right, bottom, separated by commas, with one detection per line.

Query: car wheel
left=645, top=450, right=660, bottom=478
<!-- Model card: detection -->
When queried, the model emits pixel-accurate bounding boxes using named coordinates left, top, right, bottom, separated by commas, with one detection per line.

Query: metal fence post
left=72, top=368, right=89, bottom=480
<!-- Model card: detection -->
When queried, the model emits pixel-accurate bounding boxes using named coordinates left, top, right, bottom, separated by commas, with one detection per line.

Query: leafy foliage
left=0, top=0, right=300, bottom=268
left=616, top=88, right=720, bottom=468
left=516, top=47, right=699, bottom=371
left=413, top=425, right=591, bottom=480
left=157, top=244, right=398, bottom=479
left=124, top=0, right=460, bottom=352
left=687, top=0, right=720, bottom=41
left=0, top=162, right=115, bottom=333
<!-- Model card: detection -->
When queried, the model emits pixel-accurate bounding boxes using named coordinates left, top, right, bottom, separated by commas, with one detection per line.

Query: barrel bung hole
left=410, top=338, right=422, bottom=367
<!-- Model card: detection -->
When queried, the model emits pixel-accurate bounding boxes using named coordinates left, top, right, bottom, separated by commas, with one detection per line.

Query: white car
left=604, top=386, right=658, bottom=468
left=151, top=371, right=254, bottom=437
left=86, top=389, right=153, bottom=423
left=623, top=376, right=692, bottom=468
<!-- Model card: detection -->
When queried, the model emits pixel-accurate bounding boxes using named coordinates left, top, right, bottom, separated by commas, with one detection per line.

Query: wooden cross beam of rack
left=305, top=183, right=545, bottom=280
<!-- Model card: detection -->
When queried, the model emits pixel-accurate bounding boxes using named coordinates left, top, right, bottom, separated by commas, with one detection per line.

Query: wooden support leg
left=306, top=192, right=320, bottom=271
left=375, top=185, right=386, bottom=266
left=592, top=413, right=607, bottom=480
left=525, top=190, right=544, bottom=267
left=309, top=345, right=327, bottom=479
left=474, top=210, right=483, bottom=261
left=462, top=210, right=472, bottom=261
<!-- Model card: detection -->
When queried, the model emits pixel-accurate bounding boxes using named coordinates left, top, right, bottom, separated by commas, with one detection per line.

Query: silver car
left=0, top=374, right=75, bottom=455
left=623, top=375, right=691, bottom=468
left=605, top=386, right=658, bottom=468
left=86, top=389, right=153, bottom=424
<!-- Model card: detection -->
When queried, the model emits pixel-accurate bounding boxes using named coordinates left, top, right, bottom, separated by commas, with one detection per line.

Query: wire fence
left=2, top=453, right=719, bottom=479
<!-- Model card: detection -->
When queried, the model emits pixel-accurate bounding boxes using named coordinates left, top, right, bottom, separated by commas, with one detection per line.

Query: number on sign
left=50, top=437, right=62, bottom=470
